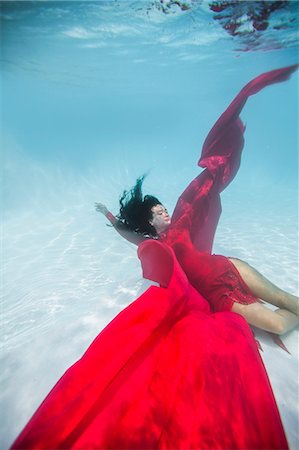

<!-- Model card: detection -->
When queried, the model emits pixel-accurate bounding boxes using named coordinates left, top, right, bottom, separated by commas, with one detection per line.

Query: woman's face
left=150, top=204, right=171, bottom=234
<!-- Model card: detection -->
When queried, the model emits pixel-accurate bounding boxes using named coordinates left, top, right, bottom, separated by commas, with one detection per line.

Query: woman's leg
left=231, top=302, right=299, bottom=335
left=228, top=257, right=299, bottom=314
left=227, top=257, right=299, bottom=334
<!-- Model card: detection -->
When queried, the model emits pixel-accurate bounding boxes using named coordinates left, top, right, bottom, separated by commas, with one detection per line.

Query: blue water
left=1, top=1, right=298, bottom=448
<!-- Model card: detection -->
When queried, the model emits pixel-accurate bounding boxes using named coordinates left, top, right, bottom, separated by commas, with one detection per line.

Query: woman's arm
left=94, top=202, right=147, bottom=246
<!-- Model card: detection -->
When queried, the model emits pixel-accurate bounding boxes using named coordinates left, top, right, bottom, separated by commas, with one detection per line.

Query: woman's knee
left=232, top=302, right=287, bottom=335
left=269, top=316, right=286, bottom=335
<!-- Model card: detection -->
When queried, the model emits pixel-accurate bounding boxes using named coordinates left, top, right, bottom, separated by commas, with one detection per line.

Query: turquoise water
left=1, top=1, right=298, bottom=448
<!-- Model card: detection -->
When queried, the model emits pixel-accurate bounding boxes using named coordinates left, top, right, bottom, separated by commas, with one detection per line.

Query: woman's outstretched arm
left=95, top=202, right=147, bottom=246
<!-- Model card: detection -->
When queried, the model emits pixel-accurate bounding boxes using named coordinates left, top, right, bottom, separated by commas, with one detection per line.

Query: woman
left=11, top=65, right=295, bottom=450
left=96, top=64, right=299, bottom=338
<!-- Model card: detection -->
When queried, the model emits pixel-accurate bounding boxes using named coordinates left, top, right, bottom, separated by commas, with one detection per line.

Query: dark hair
left=117, top=175, right=161, bottom=237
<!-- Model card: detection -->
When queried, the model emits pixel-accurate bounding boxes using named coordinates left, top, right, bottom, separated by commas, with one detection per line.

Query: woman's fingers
left=94, top=202, right=108, bottom=214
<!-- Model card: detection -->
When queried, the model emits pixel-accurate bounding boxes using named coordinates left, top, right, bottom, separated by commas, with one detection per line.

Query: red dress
left=111, top=64, right=298, bottom=313
left=161, top=64, right=298, bottom=311
left=11, top=241, right=288, bottom=449
left=11, top=65, right=297, bottom=449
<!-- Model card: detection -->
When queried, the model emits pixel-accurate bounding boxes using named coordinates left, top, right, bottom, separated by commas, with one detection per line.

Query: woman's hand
left=94, top=202, right=109, bottom=215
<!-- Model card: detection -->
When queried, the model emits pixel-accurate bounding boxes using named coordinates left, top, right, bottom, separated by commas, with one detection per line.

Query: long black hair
left=117, top=175, right=161, bottom=237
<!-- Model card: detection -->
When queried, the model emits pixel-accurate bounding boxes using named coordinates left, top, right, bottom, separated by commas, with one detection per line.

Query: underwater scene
left=1, top=1, right=298, bottom=448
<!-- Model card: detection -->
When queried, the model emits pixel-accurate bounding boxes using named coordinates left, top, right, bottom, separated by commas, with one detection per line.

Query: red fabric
left=161, top=64, right=298, bottom=311
left=11, top=66, right=297, bottom=449
left=171, top=64, right=298, bottom=254
left=105, top=65, right=298, bottom=312
left=158, top=243, right=258, bottom=312
left=11, top=241, right=288, bottom=449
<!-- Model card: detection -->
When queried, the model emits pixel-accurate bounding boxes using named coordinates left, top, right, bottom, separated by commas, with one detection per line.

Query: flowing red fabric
left=159, top=64, right=298, bottom=315
left=11, top=241, right=288, bottom=449
left=11, top=66, right=297, bottom=449
left=171, top=64, right=298, bottom=254
left=107, top=65, right=297, bottom=316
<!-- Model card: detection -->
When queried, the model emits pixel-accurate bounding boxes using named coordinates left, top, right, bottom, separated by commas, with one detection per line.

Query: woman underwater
left=10, top=65, right=297, bottom=450
left=96, top=65, right=299, bottom=338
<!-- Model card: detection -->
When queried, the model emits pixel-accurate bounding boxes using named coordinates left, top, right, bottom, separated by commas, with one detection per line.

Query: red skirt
left=11, top=241, right=288, bottom=449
